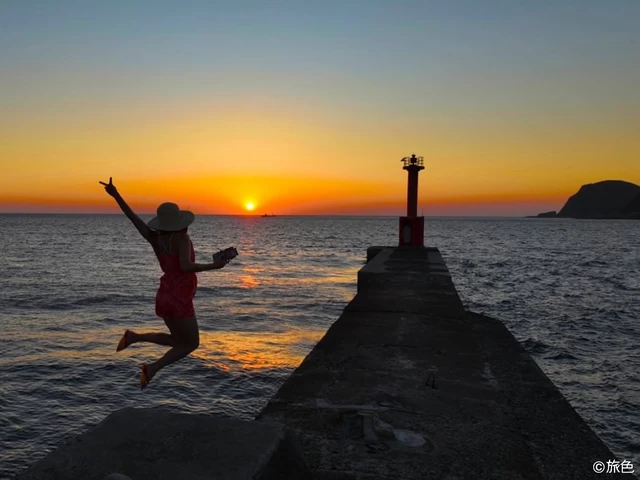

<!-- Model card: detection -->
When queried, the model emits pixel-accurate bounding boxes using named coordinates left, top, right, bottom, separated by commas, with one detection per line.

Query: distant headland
left=530, top=180, right=640, bottom=219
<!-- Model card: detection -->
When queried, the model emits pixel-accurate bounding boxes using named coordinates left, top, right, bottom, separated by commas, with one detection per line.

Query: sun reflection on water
left=8, top=326, right=328, bottom=386
left=239, top=275, right=260, bottom=289
left=192, top=329, right=325, bottom=371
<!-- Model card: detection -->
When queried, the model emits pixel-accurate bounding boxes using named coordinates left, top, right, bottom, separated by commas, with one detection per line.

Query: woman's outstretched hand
left=99, top=177, right=118, bottom=197
left=212, top=258, right=228, bottom=269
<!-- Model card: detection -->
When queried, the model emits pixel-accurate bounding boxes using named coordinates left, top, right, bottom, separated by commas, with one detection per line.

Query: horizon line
left=0, top=211, right=542, bottom=218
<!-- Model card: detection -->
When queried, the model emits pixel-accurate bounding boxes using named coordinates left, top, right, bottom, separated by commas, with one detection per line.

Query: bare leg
left=142, top=316, right=200, bottom=387
left=117, top=330, right=175, bottom=351
left=146, top=344, right=196, bottom=380
left=130, top=332, right=175, bottom=347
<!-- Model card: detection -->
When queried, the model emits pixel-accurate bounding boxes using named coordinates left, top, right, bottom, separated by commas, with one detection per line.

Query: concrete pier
left=257, top=246, right=632, bottom=480
left=14, top=408, right=311, bottom=480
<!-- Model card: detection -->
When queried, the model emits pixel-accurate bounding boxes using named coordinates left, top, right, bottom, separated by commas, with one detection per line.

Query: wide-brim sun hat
left=147, top=202, right=195, bottom=231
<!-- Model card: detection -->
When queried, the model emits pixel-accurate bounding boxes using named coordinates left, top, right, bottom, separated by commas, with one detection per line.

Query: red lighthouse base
left=399, top=216, right=424, bottom=246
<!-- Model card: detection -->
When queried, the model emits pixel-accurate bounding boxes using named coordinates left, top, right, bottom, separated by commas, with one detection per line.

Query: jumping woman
left=99, top=177, right=229, bottom=390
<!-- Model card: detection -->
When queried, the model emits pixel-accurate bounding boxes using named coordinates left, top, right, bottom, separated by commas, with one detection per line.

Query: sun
left=245, top=202, right=255, bottom=211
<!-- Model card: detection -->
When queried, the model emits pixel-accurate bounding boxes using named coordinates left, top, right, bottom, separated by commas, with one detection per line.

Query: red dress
left=154, top=235, right=198, bottom=320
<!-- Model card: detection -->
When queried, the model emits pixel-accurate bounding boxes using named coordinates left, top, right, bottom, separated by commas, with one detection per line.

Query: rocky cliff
left=536, top=180, right=640, bottom=218
left=621, top=192, right=640, bottom=214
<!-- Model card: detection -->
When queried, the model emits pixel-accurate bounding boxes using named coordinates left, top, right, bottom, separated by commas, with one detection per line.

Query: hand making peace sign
left=99, top=177, right=118, bottom=197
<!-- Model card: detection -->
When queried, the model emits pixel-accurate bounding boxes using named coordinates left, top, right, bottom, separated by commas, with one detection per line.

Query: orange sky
left=2, top=2, right=639, bottom=216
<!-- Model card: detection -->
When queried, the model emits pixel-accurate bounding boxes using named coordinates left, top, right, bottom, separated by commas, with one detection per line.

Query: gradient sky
left=2, top=1, right=639, bottom=215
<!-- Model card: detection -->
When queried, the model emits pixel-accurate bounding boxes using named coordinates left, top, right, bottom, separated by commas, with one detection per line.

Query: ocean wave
left=545, top=352, right=578, bottom=361
left=579, top=259, right=609, bottom=268
left=521, top=338, right=551, bottom=355
left=72, top=294, right=150, bottom=306
left=197, top=286, right=218, bottom=293
left=460, top=259, right=476, bottom=269
left=4, top=293, right=151, bottom=311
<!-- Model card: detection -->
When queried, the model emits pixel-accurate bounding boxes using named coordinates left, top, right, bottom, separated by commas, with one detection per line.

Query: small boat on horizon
left=261, top=213, right=276, bottom=217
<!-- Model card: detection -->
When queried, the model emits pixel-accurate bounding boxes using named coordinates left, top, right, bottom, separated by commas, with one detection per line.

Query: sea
left=0, top=214, right=638, bottom=478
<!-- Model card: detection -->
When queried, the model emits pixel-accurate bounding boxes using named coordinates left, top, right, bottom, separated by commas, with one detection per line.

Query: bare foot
left=139, top=363, right=157, bottom=390
left=140, top=364, right=150, bottom=390
left=116, top=330, right=134, bottom=352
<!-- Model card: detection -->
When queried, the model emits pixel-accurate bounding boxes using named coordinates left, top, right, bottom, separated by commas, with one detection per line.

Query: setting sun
left=245, top=202, right=255, bottom=211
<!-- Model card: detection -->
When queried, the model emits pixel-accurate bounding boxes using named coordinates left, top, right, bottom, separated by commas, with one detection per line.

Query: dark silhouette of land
left=622, top=191, right=640, bottom=214
left=531, top=180, right=640, bottom=219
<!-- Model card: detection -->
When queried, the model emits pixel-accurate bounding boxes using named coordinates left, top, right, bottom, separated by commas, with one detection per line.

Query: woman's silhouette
left=99, top=177, right=229, bottom=389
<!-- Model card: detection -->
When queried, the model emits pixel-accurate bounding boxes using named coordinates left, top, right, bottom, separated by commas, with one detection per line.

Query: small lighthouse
left=399, top=153, right=425, bottom=246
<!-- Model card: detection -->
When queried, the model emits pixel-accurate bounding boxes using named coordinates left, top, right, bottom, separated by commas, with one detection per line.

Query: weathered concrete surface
left=257, top=246, right=633, bottom=480
left=15, top=407, right=311, bottom=480
left=356, top=247, right=465, bottom=318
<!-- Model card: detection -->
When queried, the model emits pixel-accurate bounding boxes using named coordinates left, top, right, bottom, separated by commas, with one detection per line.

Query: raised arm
left=99, top=177, right=155, bottom=242
left=179, top=234, right=227, bottom=273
